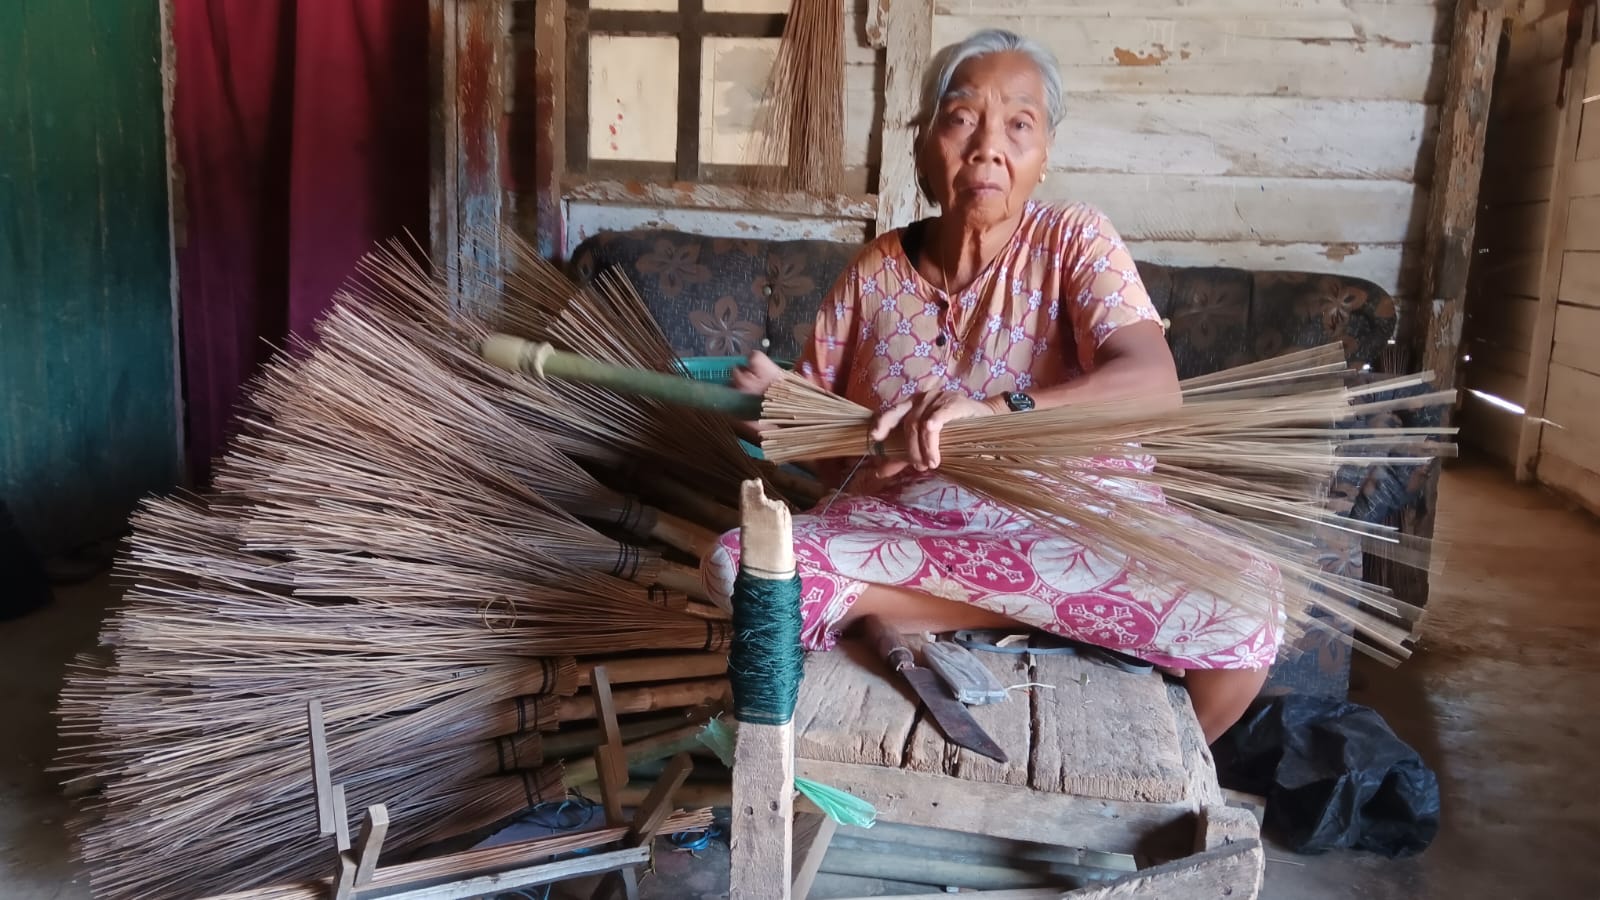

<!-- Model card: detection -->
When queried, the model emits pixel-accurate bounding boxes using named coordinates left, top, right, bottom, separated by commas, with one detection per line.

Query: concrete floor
left=3, top=457, right=1598, bottom=899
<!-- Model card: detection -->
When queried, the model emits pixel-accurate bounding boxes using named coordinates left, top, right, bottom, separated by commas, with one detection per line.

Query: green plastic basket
left=672, top=356, right=792, bottom=460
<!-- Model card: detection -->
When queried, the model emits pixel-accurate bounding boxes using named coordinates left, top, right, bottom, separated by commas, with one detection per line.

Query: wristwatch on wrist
left=1002, top=391, right=1036, bottom=412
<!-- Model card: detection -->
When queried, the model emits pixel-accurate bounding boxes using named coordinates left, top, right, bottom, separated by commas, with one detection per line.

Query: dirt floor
left=4, top=456, right=1598, bottom=899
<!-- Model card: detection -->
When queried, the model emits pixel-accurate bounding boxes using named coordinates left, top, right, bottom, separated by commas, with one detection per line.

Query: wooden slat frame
left=560, top=0, right=786, bottom=184
left=1518, top=5, right=1596, bottom=481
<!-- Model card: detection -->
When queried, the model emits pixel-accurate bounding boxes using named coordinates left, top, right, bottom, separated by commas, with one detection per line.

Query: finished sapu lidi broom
left=55, top=238, right=774, bottom=900
left=481, top=333, right=1455, bottom=663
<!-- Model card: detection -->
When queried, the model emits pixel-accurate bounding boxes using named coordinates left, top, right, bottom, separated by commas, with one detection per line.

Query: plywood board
left=1552, top=303, right=1600, bottom=375
left=1049, top=95, right=1431, bottom=179
left=564, top=201, right=870, bottom=255
left=933, top=13, right=1442, bottom=100
left=1038, top=174, right=1424, bottom=243
left=1543, top=363, right=1600, bottom=446
left=1559, top=251, right=1600, bottom=307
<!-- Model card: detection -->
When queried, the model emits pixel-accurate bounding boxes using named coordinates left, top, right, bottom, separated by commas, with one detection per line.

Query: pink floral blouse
left=798, top=201, right=1164, bottom=408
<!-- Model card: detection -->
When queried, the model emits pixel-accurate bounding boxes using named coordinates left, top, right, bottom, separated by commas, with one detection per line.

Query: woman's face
left=919, top=51, right=1052, bottom=228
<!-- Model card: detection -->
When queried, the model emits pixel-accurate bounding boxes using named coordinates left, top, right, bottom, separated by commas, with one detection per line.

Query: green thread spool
left=727, top=569, right=804, bottom=726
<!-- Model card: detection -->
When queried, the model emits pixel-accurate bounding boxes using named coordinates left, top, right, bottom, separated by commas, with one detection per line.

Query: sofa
left=570, top=228, right=1438, bottom=697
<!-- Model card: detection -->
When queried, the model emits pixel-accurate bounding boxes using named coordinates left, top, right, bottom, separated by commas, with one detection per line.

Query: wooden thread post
left=729, top=480, right=799, bottom=900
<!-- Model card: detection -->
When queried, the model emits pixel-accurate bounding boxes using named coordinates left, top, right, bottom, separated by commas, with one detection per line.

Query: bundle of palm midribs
left=760, top=345, right=1455, bottom=662
left=55, top=253, right=754, bottom=898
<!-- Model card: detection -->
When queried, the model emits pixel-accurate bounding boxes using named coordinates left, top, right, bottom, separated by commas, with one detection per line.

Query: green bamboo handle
left=481, top=334, right=765, bottom=421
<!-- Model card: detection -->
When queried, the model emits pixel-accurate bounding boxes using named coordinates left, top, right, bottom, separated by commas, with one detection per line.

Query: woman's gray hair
left=917, top=29, right=1066, bottom=137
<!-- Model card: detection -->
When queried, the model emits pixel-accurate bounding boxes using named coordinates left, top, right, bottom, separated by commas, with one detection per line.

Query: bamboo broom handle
left=560, top=722, right=709, bottom=788
left=656, top=559, right=712, bottom=600
left=481, top=334, right=765, bottom=420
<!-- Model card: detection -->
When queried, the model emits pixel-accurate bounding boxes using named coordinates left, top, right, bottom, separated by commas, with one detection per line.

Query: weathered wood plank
left=1572, top=158, right=1600, bottom=198
left=793, top=640, right=920, bottom=768
left=531, top=0, right=567, bottom=258
left=1196, top=805, right=1260, bottom=851
left=790, top=811, right=837, bottom=899
left=1483, top=107, right=1562, bottom=181
left=1577, top=93, right=1600, bottom=161
left=1480, top=200, right=1551, bottom=254
left=1552, top=303, right=1600, bottom=375
left=935, top=14, right=1444, bottom=100
left=1409, top=0, right=1501, bottom=400
left=1040, top=174, right=1425, bottom=243
left=1566, top=197, right=1600, bottom=251
left=1029, top=655, right=1189, bottom=804
left=1055, top=95, right=1432, bottom=180
left=563, top=178, right=877, bottom=220
left=1543, top=363, right=1600, bottom=446
left=903, top=643, right=1032, bottom=785
left=1464, top=293, right=1540, bottom=352
left=1168, top=683, right=1223, bottom=809
left=1459, top=399, right=1523, bottom=463
left=0, top=0, right=181, bottom=552
left=1058, top=840, right=1264, bottom=899
left=794, top=758, right=1198, bottom=857
left=1535, top=428, right=1600, bottom=514
left=1517, top=12, right=1591, bottom=481
left=1482, top=248, right=1546, bottom=298
left=431, top=0, right=508, bottom=311
left=564, top=202, right=871, bottom=254
left=1130, top=240, right=1409, bottom=291
left=1490, top=55, right=1563, bottom=119
left=1558, top=250, right=1600, bottom=306
left=877, top=0, right=934, bottom=232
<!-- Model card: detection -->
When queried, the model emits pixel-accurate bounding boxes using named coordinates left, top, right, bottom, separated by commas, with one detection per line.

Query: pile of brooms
left=56, top=228, right=1453, bottom=900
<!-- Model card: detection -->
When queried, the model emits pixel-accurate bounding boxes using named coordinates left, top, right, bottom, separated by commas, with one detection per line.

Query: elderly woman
left=704, top=29, right=1277, bottom=742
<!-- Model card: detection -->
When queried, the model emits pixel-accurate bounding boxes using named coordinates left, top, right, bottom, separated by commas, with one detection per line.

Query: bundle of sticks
left=54, top=236, right=808, bottom=900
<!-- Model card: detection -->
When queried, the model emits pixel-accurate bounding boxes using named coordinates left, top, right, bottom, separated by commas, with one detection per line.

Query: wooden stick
left=791, top=811, right=838, bottom=900
left=730, top=480, right=798, bottom=900
left=554, top=678, right=730, bottom=723
left=591, top=753, right=697, bottom=900
left=573, top=655, right=728, bottom=687
left=306, top=700, right=335, bottom=837
left=353, top=805, right=389, bottom=886
left=330, top=784, right=352, bottom=852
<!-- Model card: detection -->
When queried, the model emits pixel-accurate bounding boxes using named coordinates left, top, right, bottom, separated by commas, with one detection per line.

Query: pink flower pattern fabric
left=701, top=202, right=1282, bottom=670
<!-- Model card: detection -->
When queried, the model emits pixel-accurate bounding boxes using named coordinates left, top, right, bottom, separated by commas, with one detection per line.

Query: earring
left=1039, top=171, right=1048, bottom=184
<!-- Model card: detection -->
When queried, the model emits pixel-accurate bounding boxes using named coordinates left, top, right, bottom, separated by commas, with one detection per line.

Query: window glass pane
left=699, top=37, right=780, bottom=165
left=592, top=0, right=677, bottom=11
left=588, top=35, right=680, bottom=163
left=703, top=0, right=788, bottom=12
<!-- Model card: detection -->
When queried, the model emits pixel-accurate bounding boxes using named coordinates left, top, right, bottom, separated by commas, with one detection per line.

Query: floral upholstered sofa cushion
left=570, top=229, right=1438, bottom=697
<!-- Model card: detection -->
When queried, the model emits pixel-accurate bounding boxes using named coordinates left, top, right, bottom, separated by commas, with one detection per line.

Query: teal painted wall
left=0, top=1, right=181, bottom=552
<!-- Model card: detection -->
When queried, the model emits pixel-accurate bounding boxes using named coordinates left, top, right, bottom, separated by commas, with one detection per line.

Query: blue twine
left=728, top=569, right=804, bottom=726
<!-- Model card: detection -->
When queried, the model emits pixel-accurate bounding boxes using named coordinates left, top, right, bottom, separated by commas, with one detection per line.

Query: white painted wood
left=1051, top=95, right=1432, bottom=179
left=1128, top=240, right=1408, bottom=290
left=935, top=14, right=1443, bottom=100
left=588, top=35, right=679, bottom=163
left=700, top=37, right=781, bottom=166
left=564, top=201, right=871, bottom=255
left=1040, top=174, right=1425, bottom=243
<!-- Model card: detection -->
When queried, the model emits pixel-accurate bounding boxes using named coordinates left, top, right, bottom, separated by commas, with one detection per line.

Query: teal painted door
left=0, top=1, right=180, bottom=552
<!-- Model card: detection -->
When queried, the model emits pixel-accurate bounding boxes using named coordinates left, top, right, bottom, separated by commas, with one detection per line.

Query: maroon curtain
left=173, top=1, right=429, bottom=480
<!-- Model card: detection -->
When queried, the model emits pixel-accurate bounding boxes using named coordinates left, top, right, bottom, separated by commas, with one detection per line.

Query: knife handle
left=861, top=614, right=916, bottom=672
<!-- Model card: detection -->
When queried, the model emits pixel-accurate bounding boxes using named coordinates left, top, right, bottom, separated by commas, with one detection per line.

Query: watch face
left=1008, top=392, right=1035, bottom=412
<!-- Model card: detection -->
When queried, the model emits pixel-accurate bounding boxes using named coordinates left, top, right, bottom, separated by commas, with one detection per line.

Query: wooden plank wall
left=1533, top=24, right=1600, bottom=512
left=0, top=2, right=182, bottom=552
left=932, top=0, right=1449, bottom=297
left=524, top=0, right=1451, bottom=295
left=1458, top=1, right=1570, bottom=464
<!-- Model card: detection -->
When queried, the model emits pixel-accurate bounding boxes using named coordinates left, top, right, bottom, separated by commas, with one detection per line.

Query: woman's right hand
left=731, top=350, right=785, bottom=396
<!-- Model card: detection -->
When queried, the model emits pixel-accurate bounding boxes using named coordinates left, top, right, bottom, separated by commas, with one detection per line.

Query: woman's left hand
left=870, top=390, right=1001, bottom=476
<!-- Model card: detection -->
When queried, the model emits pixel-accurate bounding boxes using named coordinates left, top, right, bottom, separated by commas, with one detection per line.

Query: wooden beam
left=430, top=0, right=509, bottom=309
left=791, top=812, right=838, bottom=899
left=1518, top=6, right=1595, bottom=481
left=730, top=480, right=799, bottom=900
left=875, top=0, right=933, bottom=234
left=1410, top=0, right=1504, bottom=400
left=562, top=177, right=878, bottom=221
left=532, top=0, right=567, bottom=259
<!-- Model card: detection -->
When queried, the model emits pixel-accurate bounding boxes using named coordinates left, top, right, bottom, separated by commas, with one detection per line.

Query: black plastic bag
left=1213, top=694, right=1440, bottom=857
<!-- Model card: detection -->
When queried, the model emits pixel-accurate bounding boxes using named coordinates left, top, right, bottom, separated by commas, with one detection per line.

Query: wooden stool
left=786, top=637, right=1263, bottom=897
